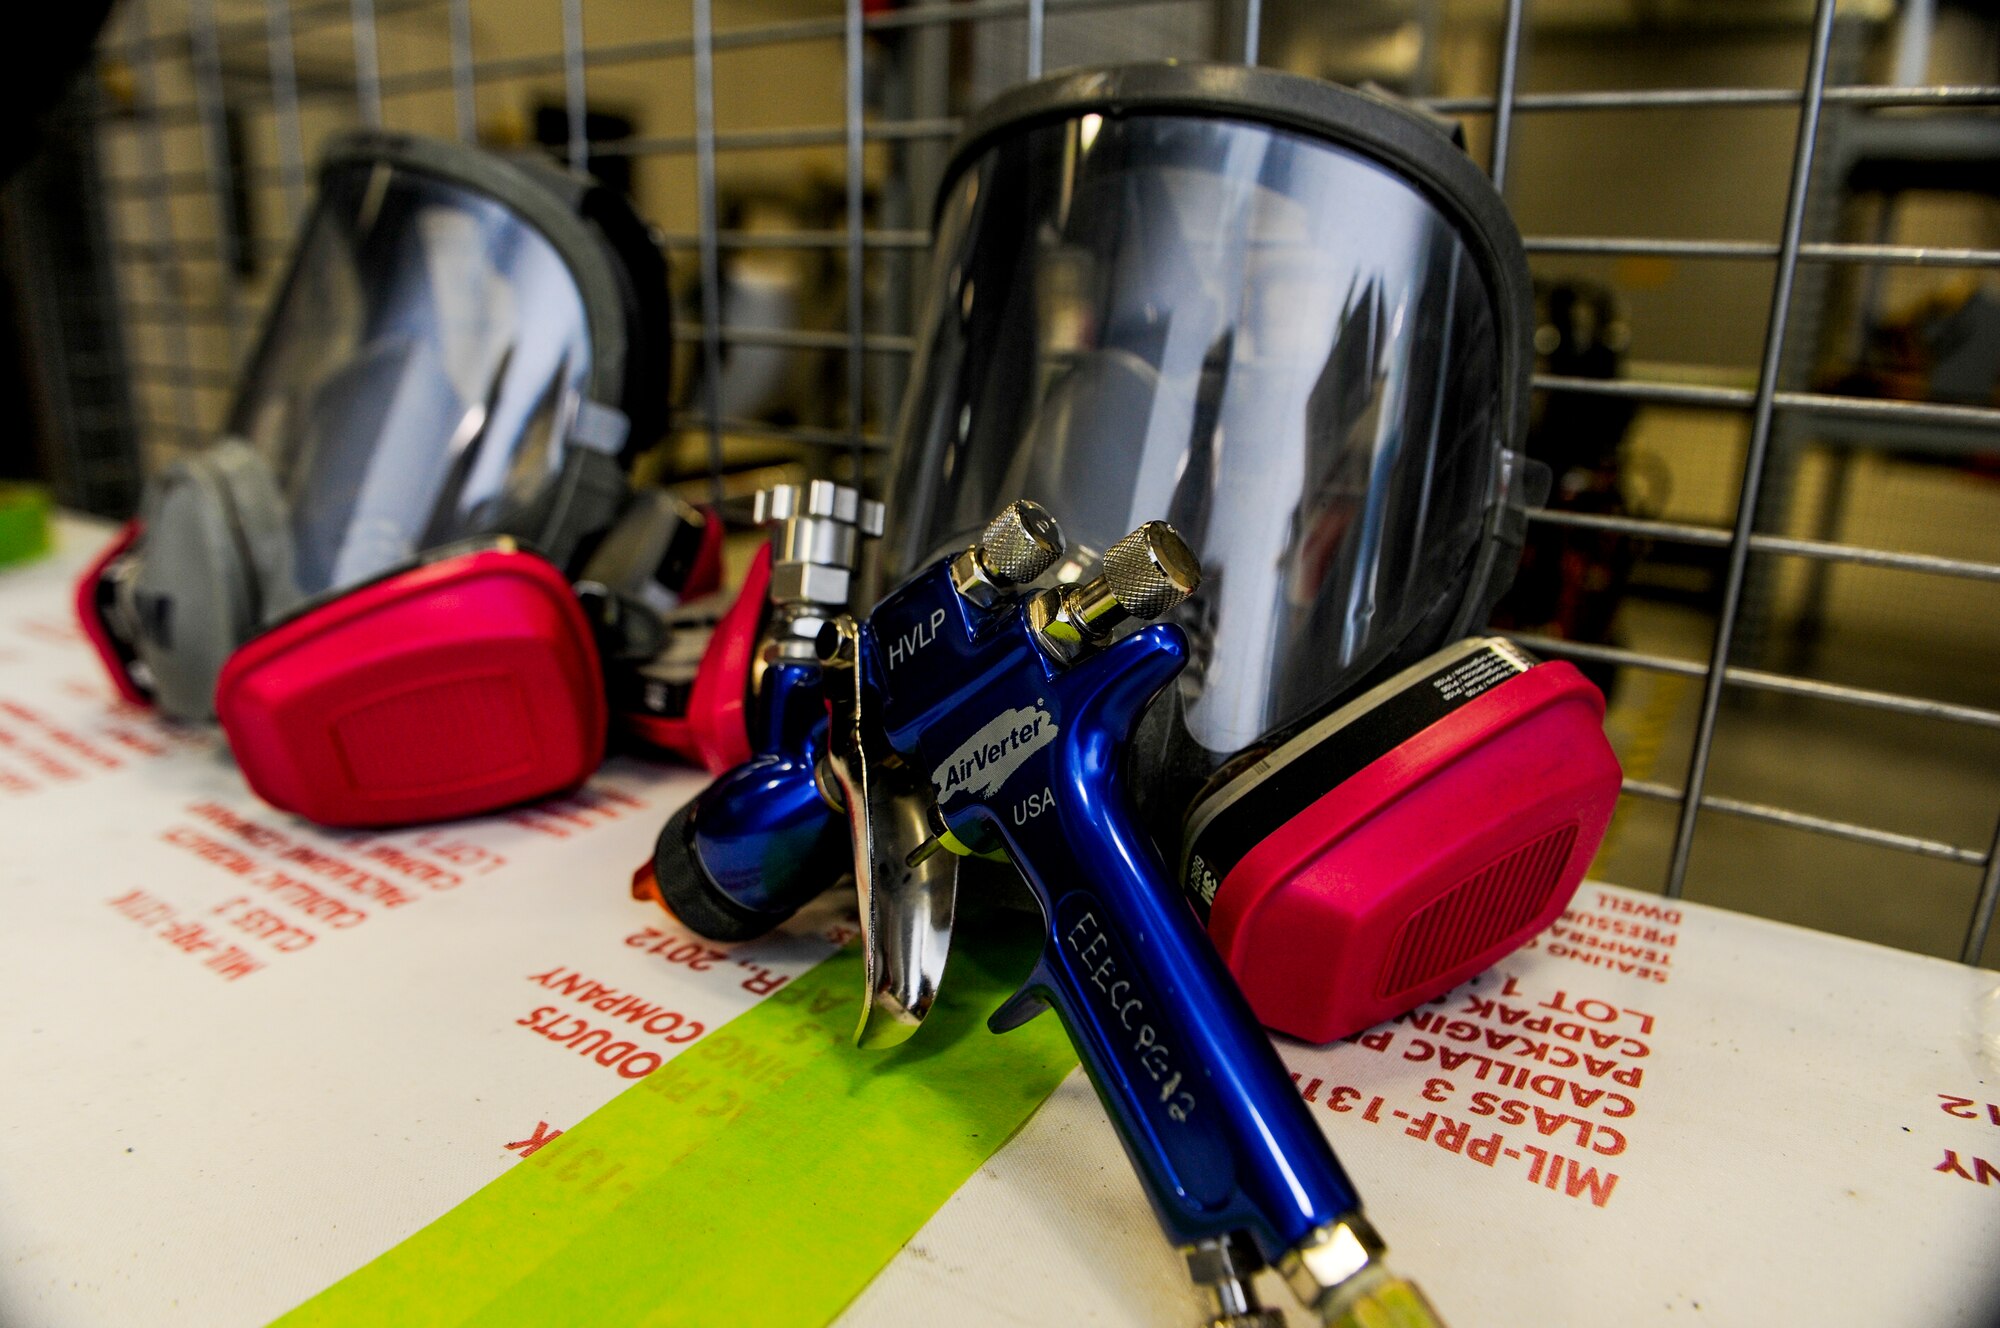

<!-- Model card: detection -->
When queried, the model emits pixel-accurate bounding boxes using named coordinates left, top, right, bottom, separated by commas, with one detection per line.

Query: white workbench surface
left=4, top=518, right=1997, bottom=1328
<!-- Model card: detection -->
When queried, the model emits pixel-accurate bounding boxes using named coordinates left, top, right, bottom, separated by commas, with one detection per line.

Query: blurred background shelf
left=1, top=0, right=1995, bottom=965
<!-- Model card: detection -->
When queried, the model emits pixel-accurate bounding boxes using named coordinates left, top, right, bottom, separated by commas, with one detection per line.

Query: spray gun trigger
left=908, top=824, right=1010, bottom=868
left=822, top=615, right=959, bottom=1051
left=987, top=981, right=1052, bottom=1035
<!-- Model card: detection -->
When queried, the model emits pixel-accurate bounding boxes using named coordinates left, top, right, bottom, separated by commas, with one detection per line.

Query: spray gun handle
left=975, top=627, right=1363, bottom=1261
left=853, top=506, right=1442, bottom=1325
left=966, top=625, right=1443, bottom=1327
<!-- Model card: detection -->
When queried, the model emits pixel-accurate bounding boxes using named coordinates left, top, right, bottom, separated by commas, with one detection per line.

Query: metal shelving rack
left=84, top=0, right=2000, bottom=965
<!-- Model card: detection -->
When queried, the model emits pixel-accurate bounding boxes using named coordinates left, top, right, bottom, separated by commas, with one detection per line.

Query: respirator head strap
left=512, top=406, right=632, bottom=573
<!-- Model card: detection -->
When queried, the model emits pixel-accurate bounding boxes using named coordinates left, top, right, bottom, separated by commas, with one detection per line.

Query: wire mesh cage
left=73, top=0, right=2000, bottom=967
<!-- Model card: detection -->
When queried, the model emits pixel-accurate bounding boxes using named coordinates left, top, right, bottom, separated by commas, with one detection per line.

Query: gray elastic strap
left=1454, top=448, right=1547, bottom=638
left=580, top=489, right=690, bottom=602
left=208, top=437, right=303, bottom=624
left=128, top=438, right=299, bottom=720
left=533, top=443, right=628, bottom=571
left=569, top=399, right=630, bottom=455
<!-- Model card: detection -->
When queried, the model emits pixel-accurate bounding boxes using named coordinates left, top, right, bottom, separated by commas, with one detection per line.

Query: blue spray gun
left=652, top=497, right=1443, bottom=1327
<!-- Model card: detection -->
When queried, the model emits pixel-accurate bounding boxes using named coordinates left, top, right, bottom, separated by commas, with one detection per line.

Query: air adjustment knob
left=952, top=499, right=1066, bottom=608
left=1026, top=518, right=1204, bottom=666
left=979, top=500, right=1065, bottom=586
left=1101, top=521, right=1200, bottom=621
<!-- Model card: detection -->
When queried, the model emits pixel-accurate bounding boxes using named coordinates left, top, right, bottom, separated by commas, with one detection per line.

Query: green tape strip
left=276, top=918, right=1076, bottom=1328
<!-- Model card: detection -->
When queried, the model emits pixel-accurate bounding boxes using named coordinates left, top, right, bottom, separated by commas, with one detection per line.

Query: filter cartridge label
left=1178, top=639, right=1535, bottom=920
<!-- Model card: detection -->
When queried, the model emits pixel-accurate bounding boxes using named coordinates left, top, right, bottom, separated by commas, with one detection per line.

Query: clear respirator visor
left=886, top=110, right=1528, bottom=766
left=228, top=155, right=596, bottom=599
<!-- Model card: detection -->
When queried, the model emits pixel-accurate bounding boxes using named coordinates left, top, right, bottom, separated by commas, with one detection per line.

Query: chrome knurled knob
left=1101, top=520, right=1201, bottom=620
left=978, top=500, right=1065, bottom=586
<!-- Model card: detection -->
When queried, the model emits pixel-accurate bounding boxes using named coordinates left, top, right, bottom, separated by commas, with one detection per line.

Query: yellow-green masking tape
left=0, top=484, right=51, bottom=567
left=276, top=918, right=1077, bottom=1327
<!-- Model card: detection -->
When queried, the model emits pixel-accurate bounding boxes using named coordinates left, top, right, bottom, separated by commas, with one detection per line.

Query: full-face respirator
left=879, top=66, right=1623, bottom=1045
left=77, top=132, right=721, bottom=827
left=640, top=64, right=1623, bottom=1326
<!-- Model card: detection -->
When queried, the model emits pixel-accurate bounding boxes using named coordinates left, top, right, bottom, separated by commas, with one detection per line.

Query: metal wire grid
left=89, top=0, right=2000, bottom=964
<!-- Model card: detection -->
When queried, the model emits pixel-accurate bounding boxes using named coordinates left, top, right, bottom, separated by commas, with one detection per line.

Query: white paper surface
left=6, top=518, right=1999, bottom=1328
left=0, top=520, right=846, bottom=1327
left=847, top=888, right=2000, bottom=1326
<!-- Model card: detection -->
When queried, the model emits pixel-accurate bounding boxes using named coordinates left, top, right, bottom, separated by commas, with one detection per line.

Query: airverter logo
left=931, top=703, right=1057, bottom=802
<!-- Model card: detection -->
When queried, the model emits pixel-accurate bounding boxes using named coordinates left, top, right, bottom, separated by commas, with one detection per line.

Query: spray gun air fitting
left=1186, top=1213, right=1442, bottom=1328
left=1281, top=1215, right=1444, bottom=1328
left=752, top=479, right=883, bottom=686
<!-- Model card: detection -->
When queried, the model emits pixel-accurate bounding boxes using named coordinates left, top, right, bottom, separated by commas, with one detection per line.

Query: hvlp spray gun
left=652, top=498, right=1443, bottom=1327
left=642, top=61, right=1644, bottom=1324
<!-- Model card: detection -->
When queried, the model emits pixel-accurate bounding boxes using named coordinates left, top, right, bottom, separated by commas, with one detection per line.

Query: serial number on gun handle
left=1064, top=910, right=1199, bottom=1123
